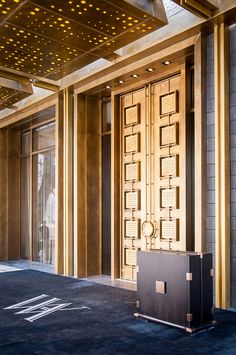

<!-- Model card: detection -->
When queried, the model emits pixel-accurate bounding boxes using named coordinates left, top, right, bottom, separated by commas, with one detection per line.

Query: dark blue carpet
left=0, top=270, right=236, bottom=354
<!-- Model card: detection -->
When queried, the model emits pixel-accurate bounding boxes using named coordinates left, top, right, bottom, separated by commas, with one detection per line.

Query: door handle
left=142, top=220, right=159, bottom=238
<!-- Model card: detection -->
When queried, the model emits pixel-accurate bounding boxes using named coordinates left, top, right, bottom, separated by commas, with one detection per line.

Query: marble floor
left=81, top=275, right=137, bottom=291
left=0, top=260, right=55, bottom=274
left=0, top=264, right=21, bottom=273
left=0, top=260, right=137, bottom=291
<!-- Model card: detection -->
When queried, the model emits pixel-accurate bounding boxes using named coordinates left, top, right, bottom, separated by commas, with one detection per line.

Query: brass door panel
left=120, top=72, right=187, bottom=281
left=121, top=88, right=146, bottom=281
left=153, top=74, right=187, bottom=251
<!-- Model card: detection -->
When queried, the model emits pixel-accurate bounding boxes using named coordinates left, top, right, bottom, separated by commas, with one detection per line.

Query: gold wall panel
left=125, top=220, right=140, bottom=238
left=160, top=123, right=178, bottom=147
left=125, top=191, right=140, bottom=209
left=160, top=188, right=178, bottom=208
left=125, top=249, right=137, bottom=266
left=125, top=104, right=140, bottom=126
left=125, top=162, right=140, bottom=181
left=125, top=134, right=140, bottom=153
left=160, top=91, right=178, bottom=116
left=161, top=220, right=178, bottom=240
left=160, top=155, right=178, bottom=177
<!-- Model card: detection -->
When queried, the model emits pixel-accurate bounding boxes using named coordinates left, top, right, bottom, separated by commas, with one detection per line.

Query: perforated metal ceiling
left=0, top=0, right=168, bottom=80
left=0, top=86, right=31, bottom=110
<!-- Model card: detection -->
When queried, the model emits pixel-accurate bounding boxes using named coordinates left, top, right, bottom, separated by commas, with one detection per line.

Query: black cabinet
left=135, top=250, right=213, bottom=332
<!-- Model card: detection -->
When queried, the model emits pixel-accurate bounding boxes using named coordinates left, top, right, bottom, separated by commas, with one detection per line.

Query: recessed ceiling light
left=118, top=79, right=125, bottom=84
left=163, top=60, right=172, bottom=65
left=105, top=85, right=111, bottom=89
left=146, top=68, right=155, bottom=72
left=131, top=74, right=139, bottom=78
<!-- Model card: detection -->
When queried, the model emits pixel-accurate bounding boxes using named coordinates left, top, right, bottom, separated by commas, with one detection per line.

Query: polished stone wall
left=206, top=33, right=215, bottom=284
left=230, top=24, right=236, bottom=308
left=206, top=25, right=236, bottom=307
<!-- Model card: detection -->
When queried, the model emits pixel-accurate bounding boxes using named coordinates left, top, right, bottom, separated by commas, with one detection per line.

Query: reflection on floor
left=81, top=275, right=137, bottom=291
left=0, top=264, right=21, bottom=273
left=0, top=260, right=55, bottom=274
left=0, top=261, right=136, bottom=291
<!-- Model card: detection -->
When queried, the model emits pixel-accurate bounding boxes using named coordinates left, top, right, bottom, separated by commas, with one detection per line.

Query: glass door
left=20, top=121, right=56, bottom=265
left=32, top=150, right=55, bottom=264
left=20, top=132, right=31, bottom=260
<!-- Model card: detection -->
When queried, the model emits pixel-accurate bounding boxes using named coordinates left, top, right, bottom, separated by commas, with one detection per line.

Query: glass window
left=32, top=150, right=56, bottom=264
left=33, top=122, right=55, bottom=152
left=20, top=157, right=30, bottom=260
left=20, top=118, right=56, bottom=266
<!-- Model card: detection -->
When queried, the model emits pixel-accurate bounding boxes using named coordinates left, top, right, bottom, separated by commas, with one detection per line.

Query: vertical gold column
left=214, top=24, right=230, bottom=309
left=111, top=93, right=121, bottom=279
left=63, top=88, right=73, bottom=276
left=0, top=129, right=7, bottom=261
left=55, top=94, right=64, bottom=274
left=73, top=94, right=87, bottom=277
left=7, top=129, right=21, bottom=260
left=73, top=94, right=101, bottom=277
left=194, top=33, right=206, bottom=253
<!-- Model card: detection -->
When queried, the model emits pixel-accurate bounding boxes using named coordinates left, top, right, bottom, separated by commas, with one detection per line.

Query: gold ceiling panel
left=0, top=23, right=85, bottom=76
left=0, top=86, right=16, bottom=101
left=0, top=86, right=31, bottom=110
left=92, top=17, right=160, bottom=58
left=9, top=2, right=112, bottom=51
left=31, top=0, right=143, bottom=37
left=45, top=53, right=102, bottom=80
left=0, top=0, right=25, bottom=22
left=0, top=0, right=167, bottom=81
left=0, top=75, right=33, bottom=111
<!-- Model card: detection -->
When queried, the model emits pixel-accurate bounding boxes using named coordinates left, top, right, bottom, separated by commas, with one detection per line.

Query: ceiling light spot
left=163, top=60, right=172, bottom=65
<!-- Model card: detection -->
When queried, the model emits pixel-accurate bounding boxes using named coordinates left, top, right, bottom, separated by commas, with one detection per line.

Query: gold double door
left=120, top=72, right=193, bottom=281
